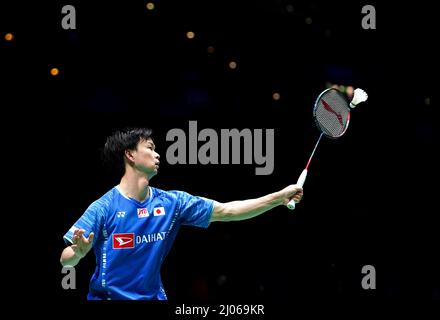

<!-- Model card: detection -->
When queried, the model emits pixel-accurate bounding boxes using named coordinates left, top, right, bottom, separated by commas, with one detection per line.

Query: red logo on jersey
left=112, top=233, right=135, bottom=249
left=154, top=207, right=166, bottom=216
left=137, top=208, right=149, bottom=218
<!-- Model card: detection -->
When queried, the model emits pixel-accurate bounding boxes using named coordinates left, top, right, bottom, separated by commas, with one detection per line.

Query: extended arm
left=210, top=184, right=303, bottom=222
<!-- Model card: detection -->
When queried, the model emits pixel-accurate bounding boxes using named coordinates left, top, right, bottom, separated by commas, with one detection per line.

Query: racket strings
left=315, top=89, right=350, bottom=138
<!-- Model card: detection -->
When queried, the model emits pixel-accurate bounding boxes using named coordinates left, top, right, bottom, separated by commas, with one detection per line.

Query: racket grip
left=287, top=169, right=308, bottom=210
left=296, top=169, right=308, bottom=188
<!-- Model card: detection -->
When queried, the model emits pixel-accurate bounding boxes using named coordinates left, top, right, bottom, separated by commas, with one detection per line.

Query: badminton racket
left=287, top=87, right=368, bottom=209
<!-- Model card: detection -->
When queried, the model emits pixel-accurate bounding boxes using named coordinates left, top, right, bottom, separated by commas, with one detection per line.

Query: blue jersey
left=63, top=186, right=214, bottom=300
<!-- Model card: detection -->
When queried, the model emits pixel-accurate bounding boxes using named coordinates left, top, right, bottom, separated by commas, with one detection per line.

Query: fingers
left=291, top=186, right=303, bottom=196
left=73, top=229, right=85, bottom=237
left=291, top=189, right=303, bottom=203
left=72, top=229, right=86, bottom=244
left=281, top=184, right=304, bottom=206
left=73, top=229, right=79, bottom=243
left=77, top=229, right=85, bottom=238
left=289, top=196, right=300, bottom=204
left=87, top=232, right=94, bottom=244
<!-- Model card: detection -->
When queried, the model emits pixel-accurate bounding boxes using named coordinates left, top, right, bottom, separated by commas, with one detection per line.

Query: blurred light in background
left=186, top=31, right=195, bottom=39
left=346, top=86, right=354, bottom=98
left=50, top=68, right=60, bottom=76
left=207, top=46, right=215, bottom=54
left=146, top=2, right=155, bottom=10
left=272, top=92, right=281, bottom=101
left=305, top=17, right=313, bottom=24
left=217, top=274, right=227, bottom=286
left=228, top=61, right=237, bottom=70
left=5, top=33, right=14, bottom=41
left=424, top=97, right=430, bottom=106
left=326, top=82, right=355, bottom=99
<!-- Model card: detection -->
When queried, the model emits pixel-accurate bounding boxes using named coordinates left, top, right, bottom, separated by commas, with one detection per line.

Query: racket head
left=313, top=88, right=351, bottom=139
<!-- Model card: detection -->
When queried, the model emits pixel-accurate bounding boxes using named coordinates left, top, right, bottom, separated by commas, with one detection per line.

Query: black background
left=1, top=0, right=438, bottom=317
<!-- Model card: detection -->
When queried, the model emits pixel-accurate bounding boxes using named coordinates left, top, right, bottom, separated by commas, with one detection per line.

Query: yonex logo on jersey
left=112, top=233, right=135, bottom=249
left=117, top=211, right=126, bottom=218
left=153, top=207, right=166, bottom=216
left=137, top=208, right=149, bottom=218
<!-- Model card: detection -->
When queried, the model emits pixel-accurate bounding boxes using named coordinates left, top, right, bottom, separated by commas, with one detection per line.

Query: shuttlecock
left=350, top=88, right=368, bottom=108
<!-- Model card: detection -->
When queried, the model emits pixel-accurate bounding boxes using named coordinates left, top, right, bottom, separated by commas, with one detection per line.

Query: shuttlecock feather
left=350, top=88, right=368, bottom=108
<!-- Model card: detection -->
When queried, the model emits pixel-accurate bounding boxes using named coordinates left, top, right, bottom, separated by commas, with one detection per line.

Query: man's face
left=131, top=138, right=160, bottom=177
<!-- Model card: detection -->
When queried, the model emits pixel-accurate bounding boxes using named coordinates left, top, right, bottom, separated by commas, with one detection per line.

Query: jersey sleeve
left=176, top=191, right=214, bottom=228
left=63, top=198, right=107, bottom=246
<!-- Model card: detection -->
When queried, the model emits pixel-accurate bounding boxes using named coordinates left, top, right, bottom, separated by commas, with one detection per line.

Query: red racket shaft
left=287, top=133, right=323, bottom=210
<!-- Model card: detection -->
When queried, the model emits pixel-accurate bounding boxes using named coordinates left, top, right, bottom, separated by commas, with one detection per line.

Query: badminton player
left=60, top=127, right=303, bottom=300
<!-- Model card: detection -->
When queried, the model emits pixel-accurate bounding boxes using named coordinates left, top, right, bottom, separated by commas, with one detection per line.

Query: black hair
left=101, top=127, right=153, bottom=176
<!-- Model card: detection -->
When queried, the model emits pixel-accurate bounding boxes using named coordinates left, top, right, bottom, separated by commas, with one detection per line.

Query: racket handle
left=287, top=169, right=308, bottom=210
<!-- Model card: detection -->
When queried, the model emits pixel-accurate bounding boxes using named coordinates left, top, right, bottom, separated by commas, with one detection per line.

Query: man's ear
left=124, top=149, right=136, bottom=163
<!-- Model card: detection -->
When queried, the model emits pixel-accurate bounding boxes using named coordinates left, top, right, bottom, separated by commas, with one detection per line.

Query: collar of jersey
left=115, top=185, right=154, bottom=206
